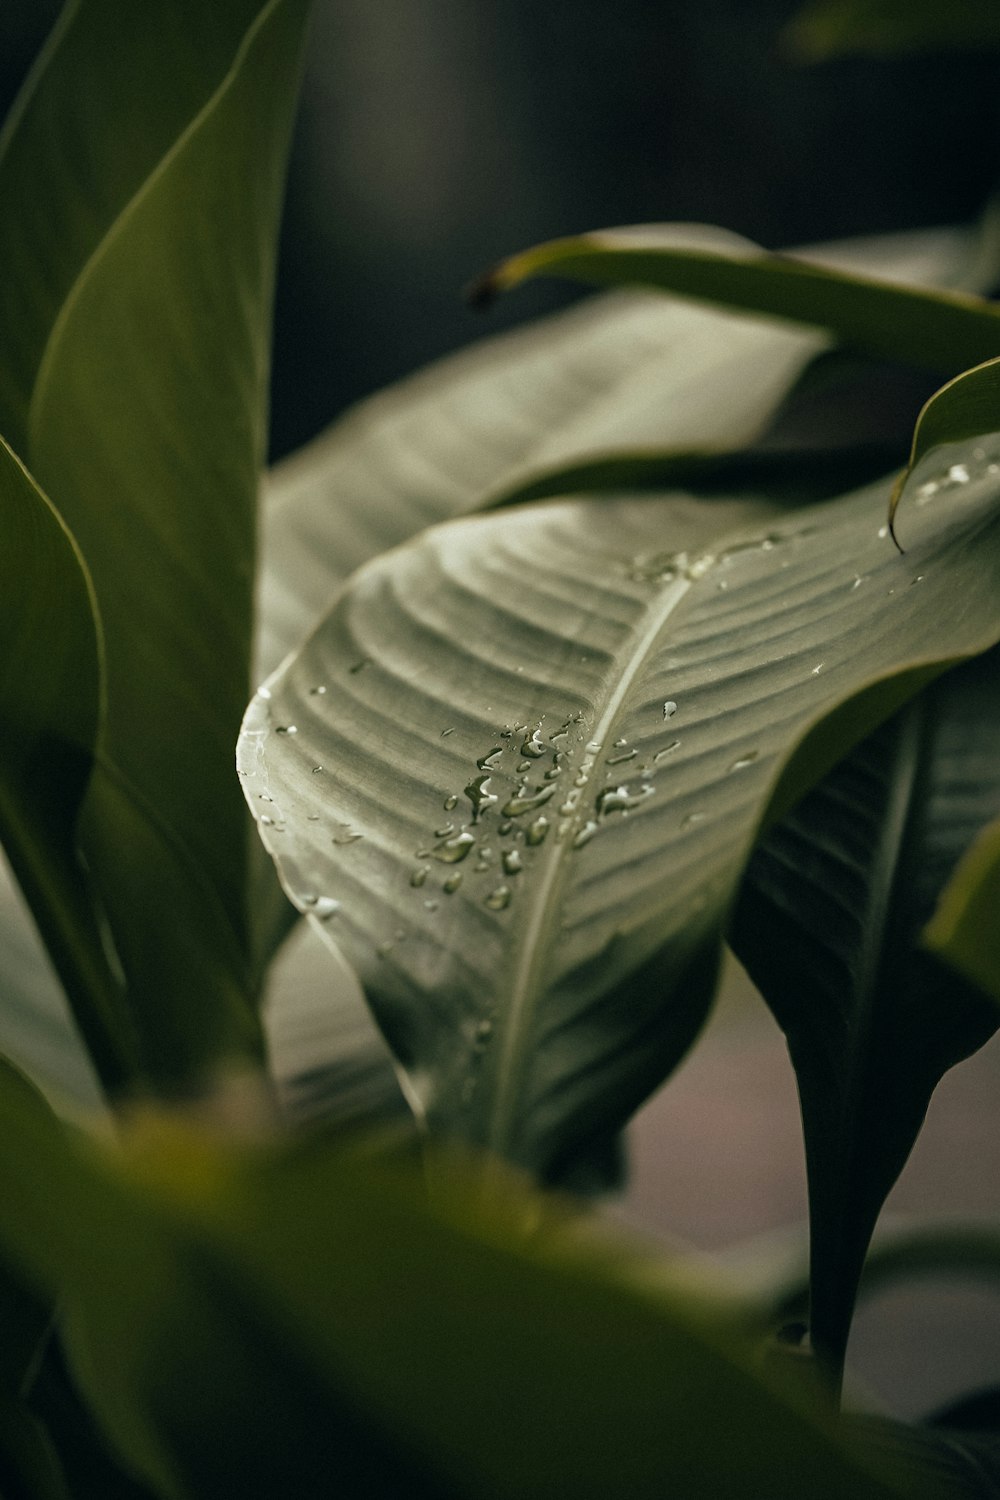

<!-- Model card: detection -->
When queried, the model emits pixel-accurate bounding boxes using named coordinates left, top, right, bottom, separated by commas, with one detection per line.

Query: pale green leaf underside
left=477, top=225, right=1000, bottom=376
left=243, top=439, right=1000, bottom=1177
left=257, top=225, right=982, bottom=683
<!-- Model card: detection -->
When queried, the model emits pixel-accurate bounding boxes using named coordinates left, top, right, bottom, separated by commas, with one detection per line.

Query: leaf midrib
left=486, top=571, right=696, bottom=1156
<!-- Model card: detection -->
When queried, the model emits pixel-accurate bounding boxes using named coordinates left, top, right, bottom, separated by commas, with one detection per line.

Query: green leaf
left=470, top=225, right=1000, bottom=377
left=730, top=647, right=1000, bottom=1374
left=0, top=0, right=289, bottom=453
left=0, top=436, right=136, bottom=1094
left=925, top=812, right=1000, bottom=1004
left=0, top=1064, right=908, bottom=1499
left=890, top=359, right=1000, bottom=546
left=259, top=224, right=986, bottom=681
left=242, top=434, right=1000, bottom=1181
left=13, top=0, right=310, bottom=1086
left=783, top=0, right=1000, bottom=60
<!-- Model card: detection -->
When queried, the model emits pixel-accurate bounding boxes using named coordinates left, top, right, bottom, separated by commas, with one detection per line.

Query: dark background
left=5, top=1, right=1000, bottom=458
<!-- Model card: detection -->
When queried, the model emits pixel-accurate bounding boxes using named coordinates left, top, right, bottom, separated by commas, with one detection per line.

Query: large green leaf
left=0, top=436, right=135, bottom=1095
left=12, top=0, right=310, bottom=1087
left=242, top=433, right=1000, bottom=1181
left=730, top=648, right=1000, bottom=1374
left=0, top=1062, right=908, bottom=1499
left=470, top=226, right=1000, bottom=376
left=924, top=812, right=1000, bottom=1004
left=0, top=0, right=283, bottom=453
left=258, top=225, right=986, bottom=681
left=890, top=358, right=1000, bottom=543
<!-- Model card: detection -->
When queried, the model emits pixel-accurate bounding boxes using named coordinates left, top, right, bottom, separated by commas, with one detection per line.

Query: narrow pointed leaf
left=925, top=812, right=1000, bottom=1003
left=259, top=225, right=981, bottom=681
left=0, top=1065, right=907, bottom=1499
left=472, top=226, right=1000, bottom=376
left=0, top=0, right=286, bottom=451
left=22, top=0, right=309, bottom=1083
left=0, top=437, right=135, bottom=1095
left=243, top=437, right=1000, bottom=1180
left=730, top=647, right=1000, bottom=1370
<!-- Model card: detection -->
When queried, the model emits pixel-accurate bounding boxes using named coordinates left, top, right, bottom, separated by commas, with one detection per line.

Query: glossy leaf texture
left=0, top=436, right=135, bottom=1095
left=471, top=225, right=1000, bottom=377
left=783, top=0, right=1000, bottom=59
left=730, top=646, right=1000, bottom=1373
left=890, top=359, right=1000, bottom=544
left=243, top=436, right=1000, bottom=1181
left=257, top=224, right=984, bottom=681
left=0, top=0, right=310, bottom=1090
left=0, top=1062, right=908, bottom=1500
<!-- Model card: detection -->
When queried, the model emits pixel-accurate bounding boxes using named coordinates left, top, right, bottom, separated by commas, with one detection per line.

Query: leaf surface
left=472, top=225, right=1000, bottom=376
left=783, top=0, right=1000, bottom=59
left=243, top=437, right=1000, bottom=1180
left=0, top=1064, right=906, bottom=1500
left=730, top=648, right=1000, bottom=1370
left=18, top=0, right=310, bottom=1084
left=258, top=225, right=985, bottom=681
left=890, top=358, right=1000, bottom=543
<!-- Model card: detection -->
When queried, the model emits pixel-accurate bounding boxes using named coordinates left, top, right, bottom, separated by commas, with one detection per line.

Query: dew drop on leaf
left=484, top=885, right=512, bottom=911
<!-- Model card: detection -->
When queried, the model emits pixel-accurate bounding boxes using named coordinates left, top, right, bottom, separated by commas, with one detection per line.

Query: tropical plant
left=1, top=2, right=1000, bottom=1496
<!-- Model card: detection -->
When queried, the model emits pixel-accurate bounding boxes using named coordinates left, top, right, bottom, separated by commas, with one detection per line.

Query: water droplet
left=434, top=822, right=455, bottom=838
left=256, top=685, right=272, bottom=700
left=477, top=748, right=503, bottom=771
left=559, top=791, right=581, bottom=816
left=443, top=794, right=458, bottom=811
left=260, top=814, right=275, bottom=826
left=311, top=765, right=324, bottom=775
left=441, top=727, right=455, bottom=738
left=684, top=552, right=715, bottom=581
left=521, top=728, right=545, bottom=758
left=443, top=872, right=463, bottom=894
left=595, top=784, right=654, bottom=817
left=543, top=764, right=563, bottom=781
left=663, top=701, right=678, bottom=720
left=475, top=1018, right=493, bottom=1045
left=682, top=811, right=707, bottom=828
left=498, top=820, right=513, bottom=835
left=910, top=574, right=925, bottom=586
left=464, top=774, right=498, bottom=823
left=349, top=658, right=370, bottom=675
left=607, top=747, right=637, bottom=766
left=915, top=481, right=939, bottom=506
left=613, top=737, right=627, bottom=749
left=811, top=663, right=824, bottom=676
left=307, top=814, right=320, bottom=822
left=989, top=463, right=1000, bottom=476
left=424, top=899, right=439, bottom=912
left=586, top=741, right=603, bottom=754
left=851, top=575, right=865, bottom=590
left=502, top=849, right=523, bottom=875
left=516, top=761, right=531, bottom=773
left=309, top=685, right=327, bottom=696
left=432, top=830, right=476, bottom=863
left=948, top=463, right=970, bottom=484
left=332, top=829, right=363, bottom=845
left=526, top=816, right=550, bottom=846
left=484, top=885, right=512, bottom=911
left=877, top=525, right=889, bottom=540
left=410, top=866, right=429, bottom=888
left=654, top=740, right=681, bottom=762
left=572, top=820, right=599, bottom=848
left=258, top=793, right=273, bottom=803
left=717, top=579, right=729, bottom=592
left=502, top=783, right=556, bottom=817
left=729, top=750, right=759, bottom=772
left=313, top=897, right=340, bottom=920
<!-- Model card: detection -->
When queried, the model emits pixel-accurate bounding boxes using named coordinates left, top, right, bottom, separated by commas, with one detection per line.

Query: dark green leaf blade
left=23, top=0, right=310, bottom=1084
left=243, top=437, right=1000, bottom=1182
left=0, top=1064, right=907, bottom=1499
left=0, top=0, right=284, bottom=452
left=472, top=226, right=1000, bottom=376
left=730, top=647, right=1000, bottom=1374
left=925, top=813, right=1000, bottom=1003
left=0, top=437, right=135, bottom=1095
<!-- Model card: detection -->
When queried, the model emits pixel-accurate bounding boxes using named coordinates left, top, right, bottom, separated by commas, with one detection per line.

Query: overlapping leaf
left=783, top=0, right=1000, bottom=59
left=258, top=223, right=986, bottom=681
left=471, top=225, right=1000, bottom=376
left=243, top=433, right=1000, bottom=1180
left=0, top=0, right=311, bottom=1091
left=730, top=647, right=1000, bottom=1372
left=0, top=1061, right=907, bottom=1499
